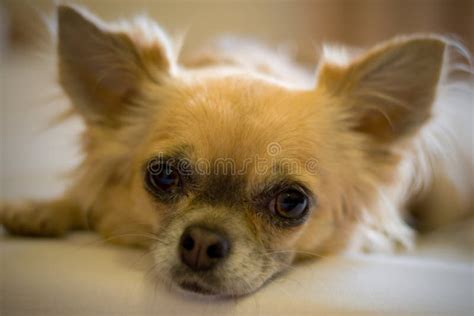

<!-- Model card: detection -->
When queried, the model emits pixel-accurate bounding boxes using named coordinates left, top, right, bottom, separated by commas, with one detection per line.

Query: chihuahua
left=1, top=6, right=473, bottom=297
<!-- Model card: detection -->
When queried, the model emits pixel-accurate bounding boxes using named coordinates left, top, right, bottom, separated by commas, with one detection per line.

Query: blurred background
left=1, top=0, right=473, bottom=55
left=0, top=0, right=473, bottom=200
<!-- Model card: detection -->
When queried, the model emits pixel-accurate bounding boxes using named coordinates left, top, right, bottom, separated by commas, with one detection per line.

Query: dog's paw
left=1, top=201, right=69, bottom=237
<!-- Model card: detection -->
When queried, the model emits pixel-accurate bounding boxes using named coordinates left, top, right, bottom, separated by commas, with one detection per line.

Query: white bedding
left=1, top=230, right=473, bottom=316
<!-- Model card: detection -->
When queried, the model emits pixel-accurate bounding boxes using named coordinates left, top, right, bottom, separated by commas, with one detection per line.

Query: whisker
left=262, top=249, right=327, bottom=259
left=75, top=232, right=170, bottom=249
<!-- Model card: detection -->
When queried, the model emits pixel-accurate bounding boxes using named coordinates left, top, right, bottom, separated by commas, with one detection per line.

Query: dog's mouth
left=170, top=265, right=225, bottom=296
left=178, top=280, right=217, bottom=296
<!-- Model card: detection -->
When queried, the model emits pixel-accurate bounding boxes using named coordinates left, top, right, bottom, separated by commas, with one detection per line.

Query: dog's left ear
left=57, top=5, right=175, bottom=125
left=316, top=36, right=446, bottom=143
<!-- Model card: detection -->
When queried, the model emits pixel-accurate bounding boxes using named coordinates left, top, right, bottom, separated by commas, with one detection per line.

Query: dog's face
left=135, top=79, right=326, bottom=295
left=57, top=7, right=445, bottom=296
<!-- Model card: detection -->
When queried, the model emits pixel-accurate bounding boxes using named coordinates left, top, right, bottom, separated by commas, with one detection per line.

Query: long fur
left=1, top=5, right=473, bottom=297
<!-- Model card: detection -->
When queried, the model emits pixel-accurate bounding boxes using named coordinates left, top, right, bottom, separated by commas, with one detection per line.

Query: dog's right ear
left=57, top=6, right=175, bottom=126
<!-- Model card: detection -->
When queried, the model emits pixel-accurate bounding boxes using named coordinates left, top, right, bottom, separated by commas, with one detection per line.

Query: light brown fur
left=1, top=5, right=473, bottom=296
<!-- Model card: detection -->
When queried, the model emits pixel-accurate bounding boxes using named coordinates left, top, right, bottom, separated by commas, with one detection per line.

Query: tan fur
left=1, top=5, right=472, bottom=296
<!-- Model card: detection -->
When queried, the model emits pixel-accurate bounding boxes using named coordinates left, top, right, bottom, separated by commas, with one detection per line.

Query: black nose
left=179, top=225, right=230, bottom=271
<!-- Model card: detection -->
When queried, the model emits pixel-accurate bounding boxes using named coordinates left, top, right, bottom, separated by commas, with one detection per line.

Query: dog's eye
left=146, top=163, right=181, bottom=195
left=270, top=189, right=308, bottom=219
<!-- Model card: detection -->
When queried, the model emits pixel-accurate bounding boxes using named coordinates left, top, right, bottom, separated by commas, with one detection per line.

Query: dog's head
left=57, top=6, right=445, bottom=296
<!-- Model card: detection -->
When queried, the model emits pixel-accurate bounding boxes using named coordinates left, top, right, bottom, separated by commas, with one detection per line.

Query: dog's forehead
left=145, top=76, right=322, bottom=183
left=154, top=77, right=319, bottom=156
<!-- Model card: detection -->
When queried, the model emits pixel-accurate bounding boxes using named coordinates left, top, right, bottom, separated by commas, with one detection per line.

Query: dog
left=1, top=5, right=473, bottom=297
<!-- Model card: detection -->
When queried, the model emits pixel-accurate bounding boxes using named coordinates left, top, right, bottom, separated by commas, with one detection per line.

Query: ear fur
left=317, top=36, right=446, bottom=143
left=57, top=5, right=174, bottom=126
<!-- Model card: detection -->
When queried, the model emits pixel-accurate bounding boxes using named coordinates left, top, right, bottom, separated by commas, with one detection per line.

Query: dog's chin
left=169, top=271, right=256, bottom=298
left=176, top=280, right=221, bottom=297
left=169, top=278, right=237, bottom=299
left=170, top=273, right=273, bottom=299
